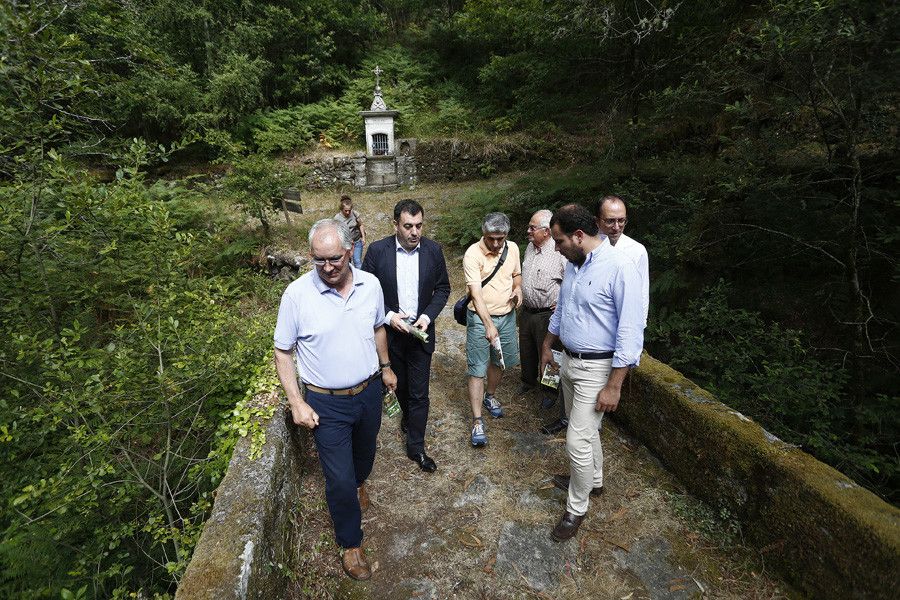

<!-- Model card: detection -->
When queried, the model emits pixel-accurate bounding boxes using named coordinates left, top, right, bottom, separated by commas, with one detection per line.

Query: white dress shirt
left=385, top=237, right=431, bottom=326
left=614, top=233, right=649, bottom=327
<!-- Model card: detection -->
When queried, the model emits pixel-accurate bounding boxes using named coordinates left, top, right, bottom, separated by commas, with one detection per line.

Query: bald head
left=597, top=195, right=628, bottom=245
left=308, top=218, right=353, bottom=288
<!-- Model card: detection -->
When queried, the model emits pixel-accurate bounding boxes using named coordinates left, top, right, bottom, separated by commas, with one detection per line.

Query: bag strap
left=463, top=242, right=509, bottom=302
left=480, top=242, right=509, bottom=288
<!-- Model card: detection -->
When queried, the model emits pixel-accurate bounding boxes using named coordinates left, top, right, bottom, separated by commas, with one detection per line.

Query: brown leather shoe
left=551, top=474, right=603, bottom=497
left=357, top=482, right=370, bottom=513
left=341, top=547, right=371, bottom=580
left=551, top=511, right=585, bottom=542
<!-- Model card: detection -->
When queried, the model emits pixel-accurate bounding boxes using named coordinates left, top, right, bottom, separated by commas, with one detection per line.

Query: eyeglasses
left=601, top=217, right=628, bottom=226
left=527, top=225, right=547, bottom=231
left=311, top=255, right=345, bottom=266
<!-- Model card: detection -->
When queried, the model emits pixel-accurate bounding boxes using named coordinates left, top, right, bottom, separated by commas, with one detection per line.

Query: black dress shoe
left=407, top=451, right=437, bottom=473
left=540, top=395, right=557, bottom=410
left=540, top=418, right=568, bottom=435
left=551, top=510, right=585, bottom=542
left=551, top=474, right=603, bottom=497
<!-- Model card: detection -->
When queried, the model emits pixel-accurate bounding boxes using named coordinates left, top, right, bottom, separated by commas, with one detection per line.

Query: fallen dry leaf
left=610, top=507, right=629, bottom=521
left=602, top=537, right=631, bottom=552
left=482, top=556, right=496, bottom=574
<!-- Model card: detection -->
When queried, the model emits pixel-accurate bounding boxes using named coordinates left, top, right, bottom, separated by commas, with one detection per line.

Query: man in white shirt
left=596, top=195, right=649, bottom=327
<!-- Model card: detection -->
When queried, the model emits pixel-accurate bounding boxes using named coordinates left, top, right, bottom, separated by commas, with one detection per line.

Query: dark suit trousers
left=519, top=308, right=564, bottom=417
left=390, top=332, right=432, bottom=454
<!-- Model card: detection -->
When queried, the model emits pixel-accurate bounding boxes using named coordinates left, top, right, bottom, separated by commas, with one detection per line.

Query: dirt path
left=277, top=183, right=790, bottom=599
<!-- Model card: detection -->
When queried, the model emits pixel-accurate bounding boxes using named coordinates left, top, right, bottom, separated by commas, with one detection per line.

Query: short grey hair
left=308, top=218, right=352, bottom=250
left=482, top=212, right=510, bottom=234
left=534, top=209, right=552, bottom=229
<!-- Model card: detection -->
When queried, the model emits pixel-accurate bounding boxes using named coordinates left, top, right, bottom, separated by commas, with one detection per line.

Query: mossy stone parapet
left=176, top=402, right=303, bottom=600
left=616, top=354, right=900, bottom=600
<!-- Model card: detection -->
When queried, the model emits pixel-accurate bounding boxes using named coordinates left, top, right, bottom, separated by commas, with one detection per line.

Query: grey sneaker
left=482, top=393, right=504, bottom=418
left=471, top=418, right=487, bottom=447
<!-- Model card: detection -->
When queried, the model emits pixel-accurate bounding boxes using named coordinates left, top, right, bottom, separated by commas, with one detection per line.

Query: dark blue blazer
left=362, top=236, right=451, bottom=355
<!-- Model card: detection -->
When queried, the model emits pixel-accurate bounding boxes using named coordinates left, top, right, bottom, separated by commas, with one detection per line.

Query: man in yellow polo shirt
left=463, top=212, right=522, bottom=447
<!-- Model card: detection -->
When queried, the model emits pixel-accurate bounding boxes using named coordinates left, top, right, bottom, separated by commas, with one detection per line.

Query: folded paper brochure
left=540, top=349, right=563, bottom=389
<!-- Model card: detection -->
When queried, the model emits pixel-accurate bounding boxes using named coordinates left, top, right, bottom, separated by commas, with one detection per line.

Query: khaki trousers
left=561, top=354, right=612, bottom=516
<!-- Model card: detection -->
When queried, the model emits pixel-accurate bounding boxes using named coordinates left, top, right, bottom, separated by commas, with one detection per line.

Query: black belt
left=522, top=306, right=553, bottom=314
left=563, top=348, right=614, bottom=360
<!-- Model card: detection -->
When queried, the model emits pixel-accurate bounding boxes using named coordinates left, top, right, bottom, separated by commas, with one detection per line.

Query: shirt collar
left=536, top=236, right=554, bottom=253
left=478, top=238, right=504, bottom=256
left=312, top=264, right=364, bottom=294
left=583, top=238, right=609, bottom=266
left=395, top=236, right=420, bottom=254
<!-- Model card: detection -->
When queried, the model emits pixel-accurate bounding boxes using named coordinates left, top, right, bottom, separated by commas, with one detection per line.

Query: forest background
left=1, top=1, right=897, bottom=598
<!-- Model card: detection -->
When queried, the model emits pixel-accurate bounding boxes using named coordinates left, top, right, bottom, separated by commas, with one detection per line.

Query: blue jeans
left=304, top=380, right=382, bottom=548
left=352, top=239, right=364, bottom=268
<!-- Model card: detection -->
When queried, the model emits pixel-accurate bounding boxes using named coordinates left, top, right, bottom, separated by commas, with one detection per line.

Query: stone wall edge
left=616, top=353, right=900, bottom=600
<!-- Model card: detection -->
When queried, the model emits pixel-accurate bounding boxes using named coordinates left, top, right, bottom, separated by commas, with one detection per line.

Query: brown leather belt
left=303, top=372, right=380, bottom=396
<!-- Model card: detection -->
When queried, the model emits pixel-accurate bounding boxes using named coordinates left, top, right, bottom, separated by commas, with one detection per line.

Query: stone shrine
left=320, top=65, right=415, bottom=191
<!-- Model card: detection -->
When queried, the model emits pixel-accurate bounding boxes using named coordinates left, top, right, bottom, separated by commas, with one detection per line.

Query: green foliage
left=435, top=188, right=509, bottom=248
left=0, top=0, right=384, bottom=152
left=240, top=99, right=361, bottom=154
left=650, top=281, right=896, bottom=493
left=205, top=54, right=269, bottom=126
left=665, top=491, right=743, bottom=548
left=237, top=43, right=489, bottom=153
left=0, top=149, right=279, bottom=597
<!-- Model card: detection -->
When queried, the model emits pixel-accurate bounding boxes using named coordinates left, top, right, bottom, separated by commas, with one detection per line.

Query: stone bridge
left=175, top=188, right=899, bottom=600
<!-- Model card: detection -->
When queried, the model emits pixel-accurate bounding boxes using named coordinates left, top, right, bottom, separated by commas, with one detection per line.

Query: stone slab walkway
left=278, top=185, right=792, bottom=599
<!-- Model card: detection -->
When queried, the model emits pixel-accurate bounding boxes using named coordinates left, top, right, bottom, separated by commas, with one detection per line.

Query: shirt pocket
left=356, top=305, right=377, bottom=340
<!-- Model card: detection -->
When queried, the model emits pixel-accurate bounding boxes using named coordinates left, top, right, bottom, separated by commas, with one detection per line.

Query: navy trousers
left=389, top=333, right=432, bottom=455
left=304, top=381, right=382, bottom=548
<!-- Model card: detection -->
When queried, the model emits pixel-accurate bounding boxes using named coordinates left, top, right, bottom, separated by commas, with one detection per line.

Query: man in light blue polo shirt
left=539, top=204, right=644, bottom=542
left=274, top=218, right=397, bottom=581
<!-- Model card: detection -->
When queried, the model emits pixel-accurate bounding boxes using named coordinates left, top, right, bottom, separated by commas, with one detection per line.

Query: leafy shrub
left=240, top=99, right=360, bottom=153
left=648, top=281, right=896, bottom=493
left=0, top=155, right=280, bottom=598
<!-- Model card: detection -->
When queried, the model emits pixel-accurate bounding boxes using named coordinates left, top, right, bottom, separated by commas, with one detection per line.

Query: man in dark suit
left=362, top=199, right=451, bottom=472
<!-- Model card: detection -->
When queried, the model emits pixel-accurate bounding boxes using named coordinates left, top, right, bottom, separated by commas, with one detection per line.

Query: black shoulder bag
left=453, top=243, right=509, bottom=325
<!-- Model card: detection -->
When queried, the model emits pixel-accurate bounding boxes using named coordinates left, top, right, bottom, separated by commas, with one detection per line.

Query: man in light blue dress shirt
left=274, top=218, right=397, bottom=580
left=539, top=204, right=644, bottom=542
